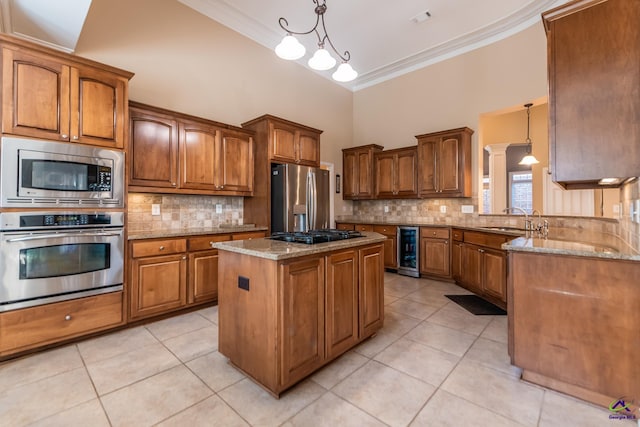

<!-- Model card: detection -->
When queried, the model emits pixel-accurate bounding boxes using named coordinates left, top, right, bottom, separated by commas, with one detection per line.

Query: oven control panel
left=0, top=212, right=125, bottom=230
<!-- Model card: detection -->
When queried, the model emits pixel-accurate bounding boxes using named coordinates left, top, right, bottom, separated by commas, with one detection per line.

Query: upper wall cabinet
left=0, top=35, right=133, bottom=149
left=416, top=127, right=473, bottom=198
left=342, top=144, right=383, bottom=200
left=375, top=146, right=418, bottom=199
left=128, top=102, right=254, bottom=196
left=543, top=0, right=640, bottom=189
left=243, top=115, right=322, bottom=168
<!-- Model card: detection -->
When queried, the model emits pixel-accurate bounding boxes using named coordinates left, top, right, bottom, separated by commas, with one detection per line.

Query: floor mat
left=445, top=294, right=506, bottom=315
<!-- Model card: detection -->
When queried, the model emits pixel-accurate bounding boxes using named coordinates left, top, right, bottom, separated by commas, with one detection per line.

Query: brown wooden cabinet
left=543, top=0, right=640, bottom=188
left=218, top=242, right=384, bottom=396
left=342, top=145, right=383, bottom=200
left=128, top=102, right=254, bottom=196
left=416, top=127, right=473, bottom=197
left=419, top=227, right=451, bottom=278
left=242, top=115, right=323, bottom=232
left=454, top=230, right=509, bottom=308
left=509, top=251, right=640, bottom=409
left=373, top=225, right=397, bottom=269
left=335, top=222, right=355, bottom=231
left=375, top=147, right=418, bottom=199
left=451, top=229, right=464, bottom=282
left=280, top=257, right=325, bottom=387
left=1, top=35, right=132, bottom=148
left=0, top=292, right=124, bottom=357
left=130, top=239, right=188, bottom=320
left=325, top=250, right=359, bottom=359
left=129, top=231, right=265, bottom=321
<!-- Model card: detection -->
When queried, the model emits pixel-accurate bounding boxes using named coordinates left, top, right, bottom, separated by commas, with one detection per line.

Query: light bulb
left=308, top=48, right=336, bottom=70
left=332, top=62, right=358, bottom=82
left=275, top=35, right=305, bottom=60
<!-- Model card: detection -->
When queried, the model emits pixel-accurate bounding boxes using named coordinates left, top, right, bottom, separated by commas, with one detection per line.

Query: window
left=482, top=176, right=491, bottom=214
left=509, top=172, right=532, bottom=212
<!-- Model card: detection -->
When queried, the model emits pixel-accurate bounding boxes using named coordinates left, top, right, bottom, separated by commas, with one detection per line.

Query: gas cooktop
left=269, top=229, right=363, bottom=245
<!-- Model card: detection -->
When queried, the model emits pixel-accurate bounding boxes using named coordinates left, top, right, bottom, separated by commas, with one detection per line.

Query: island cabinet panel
left=280, top=257, right=325, bottom=388
left=359, top=244, right=384, bottom=338
left=509, top=251, right=640, bottom=408
left=1, top=38, right=132, bottom=148
left=218, top=254, right=280, bottom=392
left=217, top=242, right=384, bottom=397
left=325, top=250, right=359, bottom=359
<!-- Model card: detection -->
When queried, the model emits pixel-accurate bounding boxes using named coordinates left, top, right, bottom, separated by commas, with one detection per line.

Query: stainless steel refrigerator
left=271, top=163, right=330, bottom=233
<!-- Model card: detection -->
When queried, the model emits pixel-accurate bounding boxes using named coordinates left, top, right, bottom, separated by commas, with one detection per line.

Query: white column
left=485, top=143, right=511, bottom=214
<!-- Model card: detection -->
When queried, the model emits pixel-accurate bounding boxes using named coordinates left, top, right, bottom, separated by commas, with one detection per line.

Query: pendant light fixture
left=275, top=0, right=358, bottom=82
left=519, top=103, right=540, bottom=166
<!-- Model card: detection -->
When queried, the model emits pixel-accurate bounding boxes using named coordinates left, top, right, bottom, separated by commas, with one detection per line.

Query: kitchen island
left=214, top=232, right=386, bottom=397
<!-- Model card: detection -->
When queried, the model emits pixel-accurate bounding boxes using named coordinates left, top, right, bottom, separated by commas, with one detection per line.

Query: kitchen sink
left=480, top=226, right=527, bottom=233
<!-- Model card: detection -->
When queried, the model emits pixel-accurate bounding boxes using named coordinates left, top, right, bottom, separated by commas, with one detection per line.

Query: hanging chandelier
left=275, top=0, right=358, bottom=82
left=519, top=103, right=540, bottom=166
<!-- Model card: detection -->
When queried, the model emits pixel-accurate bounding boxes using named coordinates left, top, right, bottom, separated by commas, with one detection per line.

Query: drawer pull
left=432, top=232, right=436, bottom=236
left=159, top=246, right=165, bottom=251
left=182, top=256, right=187, bottom=260
left=209, top=241, right=215, bottom=247
left=64, top=315, right=72, bottom=321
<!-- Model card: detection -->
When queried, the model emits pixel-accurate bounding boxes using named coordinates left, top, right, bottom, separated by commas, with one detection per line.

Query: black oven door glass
left=19, top=243, right=111, bottom=279
left=21, top=159, right=112, bottom=192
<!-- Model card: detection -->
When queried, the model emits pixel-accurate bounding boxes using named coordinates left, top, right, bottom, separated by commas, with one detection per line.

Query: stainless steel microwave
left=0, top=136, right=124, bottom=208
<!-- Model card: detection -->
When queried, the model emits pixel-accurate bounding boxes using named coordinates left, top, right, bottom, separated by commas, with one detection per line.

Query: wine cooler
left=397, top=226, right=419, bottom=277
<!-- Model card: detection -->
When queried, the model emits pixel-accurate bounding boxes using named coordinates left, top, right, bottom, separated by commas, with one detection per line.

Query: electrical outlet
left=440, top=205, right=447, bottom=213
left=612, top=203, right=620, bottom=216
left=151, top=204, right=161, bottom=216
left=384, top=205, right=389, bottom=213
left=215, top=204, right=223, bottom=214
left=461, top=205, right=474, bottom=214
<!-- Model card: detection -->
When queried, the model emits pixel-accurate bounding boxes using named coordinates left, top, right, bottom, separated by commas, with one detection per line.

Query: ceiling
left=0, top=0, right=567, bottom=91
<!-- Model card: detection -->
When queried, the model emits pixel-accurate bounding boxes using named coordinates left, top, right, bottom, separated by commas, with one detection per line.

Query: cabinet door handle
left=209, top=241, right=215, bottom=247
left=182, top=256, right=187, bottom=260
left=171, top=182, right=177, bottom=186
left=478, top=249, right=485, bottom=253
left=159, top=246, right=165, bottom=250
left=61, top=134, right=68, bottom=139
left=72, top=135, right=79, bottom=140
left=64, top=315, right=72, bottom=321
left=445, top=240, right=448, bottom=244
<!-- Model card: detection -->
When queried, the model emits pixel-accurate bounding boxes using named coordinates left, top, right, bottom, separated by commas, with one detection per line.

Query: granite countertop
left=212, top=232, right=388, bottom=261
left=503, top=237, right=640, bottom=261
left=128, top=225, right=268, bottom=240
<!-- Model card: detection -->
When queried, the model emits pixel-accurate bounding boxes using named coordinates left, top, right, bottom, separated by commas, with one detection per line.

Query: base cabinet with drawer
left=129, top=231, right=265, bottom=321
left=452, top=229, right=508, bottom=308
left=0, top=292, right=124, bottom=357
left=373, top=225, right=397, bottom=269
left=420, top=227, right=451, bottom=278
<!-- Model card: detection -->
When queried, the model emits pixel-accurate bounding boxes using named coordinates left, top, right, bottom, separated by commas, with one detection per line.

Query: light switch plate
left=384, top=205, right=389, bottom=213
left=151, top=204, right=161, bottom=216
left=635, top=200, right=640, bottom=223
left=461, top=205, right=474, bottom=214
left=440, top=205, right=447, bottom=213
left=216, top=204, right=223, bottom=214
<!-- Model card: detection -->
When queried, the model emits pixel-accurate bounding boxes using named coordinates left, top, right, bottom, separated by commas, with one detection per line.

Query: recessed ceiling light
left=411, top=10, right=432, bottom=24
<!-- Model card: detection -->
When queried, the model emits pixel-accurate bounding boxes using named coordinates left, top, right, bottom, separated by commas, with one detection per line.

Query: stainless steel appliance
left=0, top=212, right=124, bottom=312
left=271, top=163, right=330, bottom=233
left=0, top=136, right=125, bottom=208
left=269, top=229, right=362, bottom=244
left=397, top=226, right=419, bottom=277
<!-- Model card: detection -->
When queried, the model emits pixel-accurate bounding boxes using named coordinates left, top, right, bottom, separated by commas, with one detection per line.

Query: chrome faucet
left=502, top=207, right=532, bottom=235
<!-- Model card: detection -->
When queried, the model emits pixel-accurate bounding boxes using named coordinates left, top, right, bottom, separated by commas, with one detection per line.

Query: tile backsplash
left=127, top=193, right=243, bottom=232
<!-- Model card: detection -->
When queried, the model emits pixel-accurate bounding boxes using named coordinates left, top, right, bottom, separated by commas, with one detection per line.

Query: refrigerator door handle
left=307, top=171, right=316, bottom=231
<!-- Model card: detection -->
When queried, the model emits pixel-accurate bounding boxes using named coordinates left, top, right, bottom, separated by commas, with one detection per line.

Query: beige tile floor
left=0, top=273, right=634, bottom=427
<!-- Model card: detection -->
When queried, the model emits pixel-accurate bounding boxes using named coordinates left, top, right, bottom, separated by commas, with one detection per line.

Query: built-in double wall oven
left=0, top=136, right=125, bottom=312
